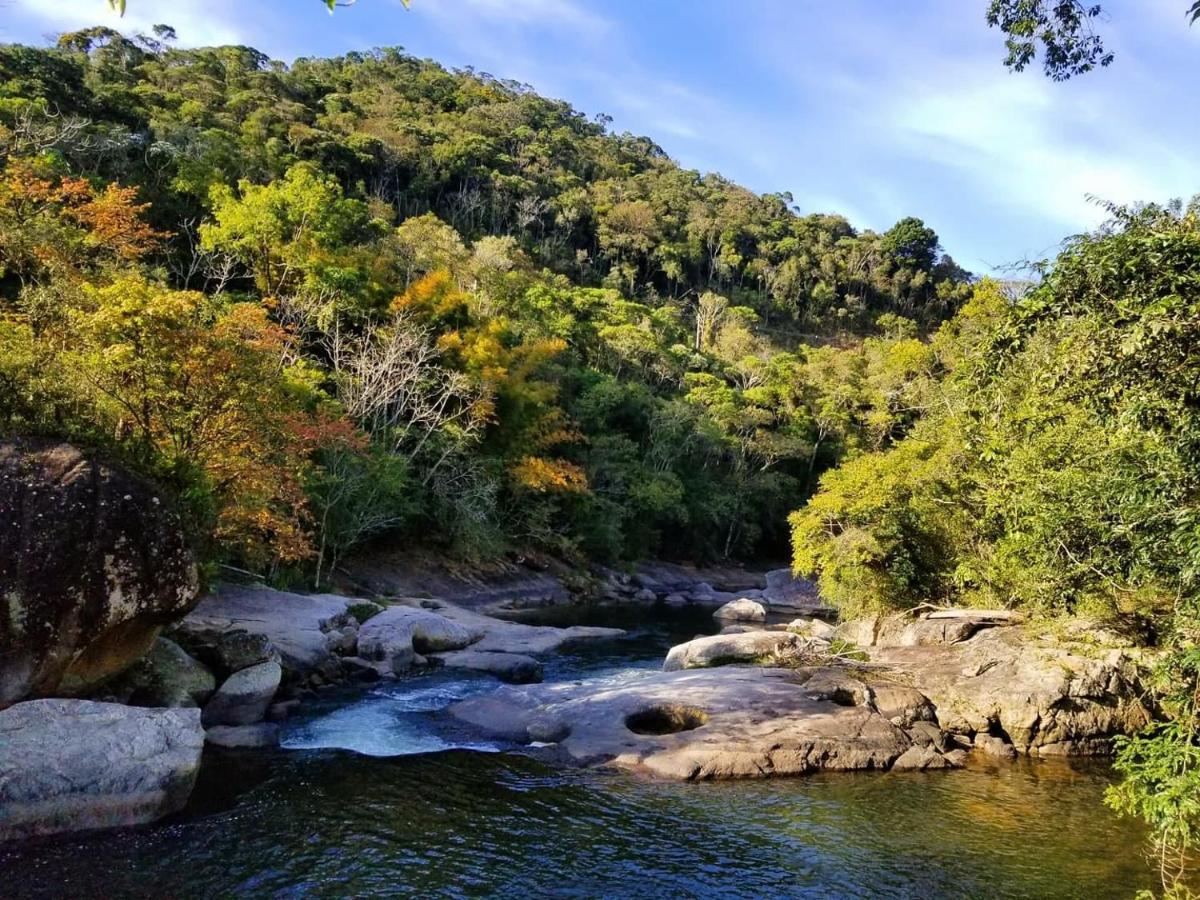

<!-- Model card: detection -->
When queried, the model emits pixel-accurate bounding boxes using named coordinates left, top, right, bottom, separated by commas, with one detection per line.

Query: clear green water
left=1, top=608, right=1158, bottom=899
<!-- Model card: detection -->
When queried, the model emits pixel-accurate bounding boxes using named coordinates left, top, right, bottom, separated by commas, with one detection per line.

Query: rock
left=974, top=733, right=1018, bottom=759
left=267, top=700, right=300, bottom=722
left=713, top=598, right=767, bottom=623
left=430, top=603, right=623, bottom=656
left=633, top=589, right=657, bottom=603
left=357, top=607, right=483, bottom=675
left=761, top=568, right=822, bottom=611
left=0, top=440, right=199, bottom=708
left=431, top=650, right=543, bottom=684
left=451, top=667, right=911, bottom=780
left=944, top=749, right=969, bottom=767
left=663, top=631, right=805, bottom=672
left=204, top=723, right=280, bottom=749
left=341, top=656, right=385, bottom=682
left=891, top=744, right=951, bottom=771
left=104, top=637, right=215, bottom=708
left=176, top=586, right=350, bottom=678
left=0, top=699, right=203, bottom=841
left=871, top=682, right=937, bottom=727
left=168, top=627, right=279, bottom=680
left=201, top=661, right=281, bottom=727
left=662, top=593, right=689, bottom=608
left=867, top=624, right=1151, bottom=756
left=720, top=624, right=767, bottom=635
left=789, top=618, right=837, bottom=641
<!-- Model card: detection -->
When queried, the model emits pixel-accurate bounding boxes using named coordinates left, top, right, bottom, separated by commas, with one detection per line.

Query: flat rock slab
left=0, top=700, right=203, bottom=841
left=431, top=650, right=543, bottom=684
left=178, top=586, right=351, bottom=676
left=450, top=667, right=915, bottom=780
left=424, top=603, right=624, bottom=656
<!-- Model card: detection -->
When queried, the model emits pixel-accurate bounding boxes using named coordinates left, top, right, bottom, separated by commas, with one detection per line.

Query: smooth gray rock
left=663, top=631, right=805, bottom=672
left=450, top=667, right=913, bottom=780
left=357, top=607, right=483, bottom=674
left=204, top=723, right=280, bottom=749
left=201, top=661, right=281, bottom=727
left=177, top=586, right=350, bottom=678
left=0, top=699, right=203, bottom=841
left=432, top=650, right=543, bottom=684
left=713, top=598, right=767, bottom=623
left=105, top=637, right=215, bottom=708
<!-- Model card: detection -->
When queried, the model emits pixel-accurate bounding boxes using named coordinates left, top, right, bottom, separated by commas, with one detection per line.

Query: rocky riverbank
left=449, top=607, right=1152, bottom=779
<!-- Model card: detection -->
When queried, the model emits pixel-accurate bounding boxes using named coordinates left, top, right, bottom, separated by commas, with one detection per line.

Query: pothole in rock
left=625, top=705, right=709, bottom=736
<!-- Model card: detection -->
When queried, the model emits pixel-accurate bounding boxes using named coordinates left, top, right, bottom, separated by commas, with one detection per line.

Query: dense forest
left=5, top=12, right=1200, bottom=893
left=0, top=27, right=971, bottom=580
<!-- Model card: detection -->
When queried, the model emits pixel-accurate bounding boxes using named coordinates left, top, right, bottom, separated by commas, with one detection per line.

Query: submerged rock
left=0, top=699, right=203, bottom=841
left=432, top=649, right=543, bottom=684
left=0, top=440, right=199, bottom=708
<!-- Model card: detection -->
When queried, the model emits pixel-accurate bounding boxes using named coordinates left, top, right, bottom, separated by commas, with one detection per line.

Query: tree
left=987, top=1, right=1200, bottom=79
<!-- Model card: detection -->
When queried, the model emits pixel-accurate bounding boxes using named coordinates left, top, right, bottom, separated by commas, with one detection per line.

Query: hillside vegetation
left=0, top=27, right=970, bottom=580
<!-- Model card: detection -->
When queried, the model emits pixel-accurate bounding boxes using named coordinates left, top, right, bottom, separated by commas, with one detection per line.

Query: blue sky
left=5, top=0, right=1199, bottom=273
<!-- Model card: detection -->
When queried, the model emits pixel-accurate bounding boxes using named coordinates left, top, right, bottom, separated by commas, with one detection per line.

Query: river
left=1, top=608, right=1157, bottom=898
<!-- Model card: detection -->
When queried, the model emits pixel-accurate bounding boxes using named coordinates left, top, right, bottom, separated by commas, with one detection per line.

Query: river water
left=2, top=608, right=1158, bottom=898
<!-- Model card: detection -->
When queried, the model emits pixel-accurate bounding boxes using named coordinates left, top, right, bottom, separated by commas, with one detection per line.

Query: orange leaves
left=510, top=456, right=587, bottom=493
left=391, top=269, right=468, bottom=318
left=69, top=182, right=166, bottom=260
left=0, top=158, right=163, bottom=289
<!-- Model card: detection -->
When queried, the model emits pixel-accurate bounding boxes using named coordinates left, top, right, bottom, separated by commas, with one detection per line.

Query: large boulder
left=0, top=699, right=203, bottom=841
left=0, top=440, right=199, bottom=708
left=761, top=568, right=822, bottom=611
left=201, top=661, right=281, bottom=727
left=176, top=586, right=350, bottom=679
left=840, top=611, right=1152, bottom=756
left=357, top=606, right=483, bottom=674
left=169, top=627, right=279, bottom=680
left=103, top=637, right=215, bottom=708
left=663, top=631, right=805, bottom=672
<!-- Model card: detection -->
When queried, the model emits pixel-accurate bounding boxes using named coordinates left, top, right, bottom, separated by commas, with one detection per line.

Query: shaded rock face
left=0, top=441, right=199, bottom=708
left=102, top=637, right=215, bottom=708
left=0, top=699, right=203, bottom=841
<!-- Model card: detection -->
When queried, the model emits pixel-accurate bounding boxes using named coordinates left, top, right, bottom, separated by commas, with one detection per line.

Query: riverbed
left=1, top=608, right=1157, bottom=898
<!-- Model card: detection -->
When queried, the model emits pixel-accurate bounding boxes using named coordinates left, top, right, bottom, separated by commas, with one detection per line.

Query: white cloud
left=10, top=0, right=243, bottom=47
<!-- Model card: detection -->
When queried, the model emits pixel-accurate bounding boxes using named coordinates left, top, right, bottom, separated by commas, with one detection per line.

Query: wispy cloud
left=9, top=0, right=244, bottom=47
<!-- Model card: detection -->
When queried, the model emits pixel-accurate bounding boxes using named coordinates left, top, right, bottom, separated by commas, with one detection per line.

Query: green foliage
left=986, top=2, right=1200, bottom=80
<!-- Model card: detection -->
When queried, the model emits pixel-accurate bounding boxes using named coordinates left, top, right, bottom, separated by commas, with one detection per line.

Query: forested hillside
left=0, top=27, right=971, bottom=579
